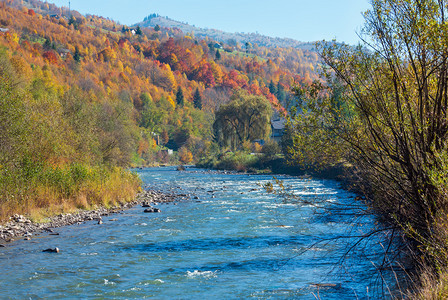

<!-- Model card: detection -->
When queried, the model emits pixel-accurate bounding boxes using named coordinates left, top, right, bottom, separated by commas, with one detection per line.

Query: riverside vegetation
left=2, top=0, right=448, bottom=298
left=282, top=0, right=448, bottom=298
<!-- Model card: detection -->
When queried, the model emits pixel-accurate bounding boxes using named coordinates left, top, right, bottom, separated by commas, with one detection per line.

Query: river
left=0, top=167, right=400, bottom=299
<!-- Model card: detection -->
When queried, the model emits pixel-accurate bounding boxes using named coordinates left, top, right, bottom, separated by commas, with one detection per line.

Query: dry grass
left=410, top=269, right=448, bottom=299
left=0, top=167, right=141, bottom=224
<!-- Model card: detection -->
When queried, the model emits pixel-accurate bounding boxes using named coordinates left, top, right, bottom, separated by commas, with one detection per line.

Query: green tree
left=68, top=16, right=78, bottom=30
left=283, top=78, right=349, bottom=169
left=135, top=26, right=142, bottom=35
left=176, top=87, right=184, bottom=106
left=215, top=49, right=221, bottom=61
left=269, top=80, right=277, bottom=95
left=139, top=93, right=163, bottom=134
left=213, top=90, right=272, bottom=150
left=43, top=38, right=52, bottom=50
left=154, top=24, right=161, bottom=32
left=73, top=47, right=81, bottom=62
left=276, top=82, right=286, bottom=103
left=193, top=88, right=202, bottom=110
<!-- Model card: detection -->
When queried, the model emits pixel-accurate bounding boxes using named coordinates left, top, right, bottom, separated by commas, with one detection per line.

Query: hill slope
left=136, top=14, right=317, bottom=50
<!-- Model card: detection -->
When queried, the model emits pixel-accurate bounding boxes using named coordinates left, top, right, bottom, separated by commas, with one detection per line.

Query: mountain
left=136, top=14, right=317, bottom=50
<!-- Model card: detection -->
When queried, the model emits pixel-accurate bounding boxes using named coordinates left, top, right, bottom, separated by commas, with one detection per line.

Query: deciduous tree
left=214, top=90, right=272, bottom=150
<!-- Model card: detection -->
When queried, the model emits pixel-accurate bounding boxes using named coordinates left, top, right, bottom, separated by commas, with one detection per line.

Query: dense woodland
left=0, top=0, right=319, bottom=221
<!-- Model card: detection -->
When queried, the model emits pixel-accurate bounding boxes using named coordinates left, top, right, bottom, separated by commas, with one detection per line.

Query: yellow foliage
left=10, top=55, right=32, bottom=79
left=167, top=95, right=176, bottom=109
left=12, top=33, right=19, bottom=44
left=179, top=147, right=193, bottom=164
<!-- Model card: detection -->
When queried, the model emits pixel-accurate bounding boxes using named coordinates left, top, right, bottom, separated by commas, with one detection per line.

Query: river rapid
left=0, top=167, right=400, bottom=299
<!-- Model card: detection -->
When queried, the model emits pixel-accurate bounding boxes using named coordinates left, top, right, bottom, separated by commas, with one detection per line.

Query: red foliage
left=43, top=51, right=59, bottom=65
left=192, top=61, right=215, bottom=87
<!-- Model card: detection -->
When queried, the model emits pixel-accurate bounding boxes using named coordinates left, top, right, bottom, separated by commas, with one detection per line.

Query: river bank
left=0, top=190, right=184, bottom=245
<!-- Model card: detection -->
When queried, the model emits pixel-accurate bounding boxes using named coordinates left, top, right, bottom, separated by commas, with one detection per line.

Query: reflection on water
left=0, top=167, right=400, bottom=299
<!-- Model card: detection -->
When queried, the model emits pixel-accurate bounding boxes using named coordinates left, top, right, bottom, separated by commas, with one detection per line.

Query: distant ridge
left=136, top=14, right=316, bottom=50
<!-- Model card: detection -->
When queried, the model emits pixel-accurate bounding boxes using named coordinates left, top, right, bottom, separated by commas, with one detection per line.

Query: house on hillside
left=0, top=28, right=9, bottom=33
left=271, top=117, right=286, bottom=143
left=58, top=48, right=71, bottom=58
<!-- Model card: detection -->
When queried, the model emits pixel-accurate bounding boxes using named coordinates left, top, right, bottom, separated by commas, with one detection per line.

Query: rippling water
left=0, top=167, right=399, bottom=299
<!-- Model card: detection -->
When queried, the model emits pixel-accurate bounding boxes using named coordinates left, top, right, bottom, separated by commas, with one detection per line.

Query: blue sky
left=49, top=0, right=371, bottom=45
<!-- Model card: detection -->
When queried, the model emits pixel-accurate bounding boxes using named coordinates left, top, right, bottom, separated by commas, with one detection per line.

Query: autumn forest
left=0, top=0, right=319, bottom=221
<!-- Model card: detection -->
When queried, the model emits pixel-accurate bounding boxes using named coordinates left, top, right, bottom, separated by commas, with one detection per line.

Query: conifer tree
left=73, top=47, right=81, bottom=62
left=176, top=87, right=184, bottom=106
left=193, top=88, right=202, bottom=110
left=269, top=80, right=277, bottom=95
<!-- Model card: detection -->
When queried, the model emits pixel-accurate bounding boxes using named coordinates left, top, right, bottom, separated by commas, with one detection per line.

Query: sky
left=48, top=0, right=371, bottom=45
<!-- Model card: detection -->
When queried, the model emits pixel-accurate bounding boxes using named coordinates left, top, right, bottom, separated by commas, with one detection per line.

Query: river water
left=0, top=167, right=399, bottom=299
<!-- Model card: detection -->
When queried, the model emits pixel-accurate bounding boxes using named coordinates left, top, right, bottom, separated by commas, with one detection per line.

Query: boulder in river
left=43, top=247, right=60, bottom=253
left=144, top=208, right=161, bottom=213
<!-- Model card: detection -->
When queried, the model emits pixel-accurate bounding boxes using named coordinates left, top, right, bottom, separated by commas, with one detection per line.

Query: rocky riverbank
left=0, top=190, right=184, bottom=245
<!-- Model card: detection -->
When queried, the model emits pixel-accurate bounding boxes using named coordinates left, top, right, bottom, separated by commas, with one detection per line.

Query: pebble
left=1, top=190, right=184, bottom=243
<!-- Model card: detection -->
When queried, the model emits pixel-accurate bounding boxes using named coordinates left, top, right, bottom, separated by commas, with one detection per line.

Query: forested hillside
left=0, top=0, right=319, bottom=221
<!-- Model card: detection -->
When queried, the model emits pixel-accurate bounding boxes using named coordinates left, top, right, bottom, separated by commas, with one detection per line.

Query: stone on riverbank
left=1, top=189, right=184, bottom=244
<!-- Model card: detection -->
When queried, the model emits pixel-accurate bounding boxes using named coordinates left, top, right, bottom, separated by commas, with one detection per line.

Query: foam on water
left=186, top=270, right=218, bottom=279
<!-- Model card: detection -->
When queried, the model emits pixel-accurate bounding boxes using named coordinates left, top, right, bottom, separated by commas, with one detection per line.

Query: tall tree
left=193, top=88, right=202, bottom=110
left=176, top=87, right=184, bottom=106
left=214, top=90, right=272, bottom=150
left=269, top=80, right=277, bottom=95
left=73, top=46, right=81, bottom=62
